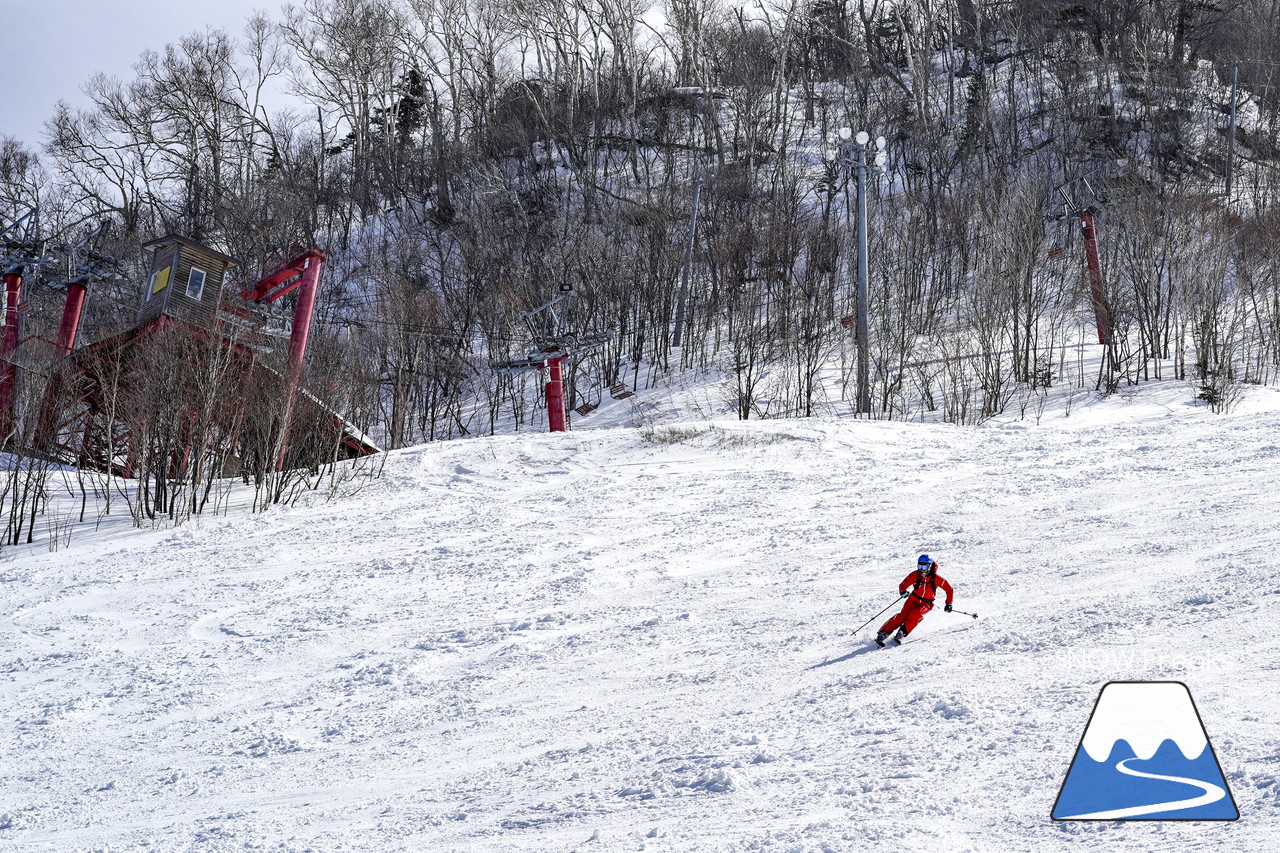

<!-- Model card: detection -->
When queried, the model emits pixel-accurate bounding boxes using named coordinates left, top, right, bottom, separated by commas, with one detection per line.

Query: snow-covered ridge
left=1080, top=682, right=1208, bottom=762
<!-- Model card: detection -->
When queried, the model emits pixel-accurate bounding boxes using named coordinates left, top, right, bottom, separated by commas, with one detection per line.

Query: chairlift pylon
left=489, top=283, right=611, bottom=432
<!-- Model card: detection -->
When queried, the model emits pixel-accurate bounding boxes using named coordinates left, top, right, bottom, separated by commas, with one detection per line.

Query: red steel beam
left=243, top=249, right=326, bottom=304
left=1080, top=211, right=1110, bottom=346
left=287, top=252, right=323, bottom=376
left=35, top=281, right=91, bottom=448
left=54, top=282, right=89, bottom=360
left=246, top=249, right=325, bottom=470
left=545, top=356, right=566, bottom=432
left=0, top=272, right=22, bottom=434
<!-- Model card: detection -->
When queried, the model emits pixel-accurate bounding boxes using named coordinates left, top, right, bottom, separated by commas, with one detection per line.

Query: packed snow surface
left=3, top=381, right=1280, bottom=851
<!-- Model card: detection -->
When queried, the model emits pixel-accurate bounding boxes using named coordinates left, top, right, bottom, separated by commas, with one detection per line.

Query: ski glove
left=901, top=590, right=910, bottom=598
left=944, top=603, right=953, bottom=612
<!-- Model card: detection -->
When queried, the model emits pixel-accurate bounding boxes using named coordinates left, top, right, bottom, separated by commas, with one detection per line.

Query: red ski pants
left=881, top=599, right=933, bottom=636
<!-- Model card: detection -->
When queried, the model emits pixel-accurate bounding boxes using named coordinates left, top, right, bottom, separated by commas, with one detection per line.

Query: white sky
left=0, top=1, right=283, bottom=148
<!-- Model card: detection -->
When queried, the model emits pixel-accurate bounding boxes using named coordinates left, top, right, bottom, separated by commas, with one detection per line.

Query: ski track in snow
left=1057, top=757, right=1227, bottom=820
left=2, top=384, right=1279, bottom=850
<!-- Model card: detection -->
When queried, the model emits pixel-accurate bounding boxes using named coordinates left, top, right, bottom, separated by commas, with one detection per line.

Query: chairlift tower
left=1053, top=168, right=1111, bottom=346
left=240, top=248, right=328, bottom=468
left=34, top=221, right=127, bottom=447
left=0, top=208, right=54, bottom=435
left=490, top=283, right=610, bottom=433
left=45, top=221, right=126, bottom=359
left=241, top=248, right=326, bottom=379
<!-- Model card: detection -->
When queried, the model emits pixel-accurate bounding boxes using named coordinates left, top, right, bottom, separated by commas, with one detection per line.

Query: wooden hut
left=137, top=235, right=239, bottom=328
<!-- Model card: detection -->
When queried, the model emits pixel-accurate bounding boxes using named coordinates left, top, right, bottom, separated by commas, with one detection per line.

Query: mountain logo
left=1051, top=681, right=1239, bottom=821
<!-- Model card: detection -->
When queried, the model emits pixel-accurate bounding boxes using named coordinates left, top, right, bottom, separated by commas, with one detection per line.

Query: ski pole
left=949, top=607, right=979, bottom=619
left=851, top=596, right=903, bottom=636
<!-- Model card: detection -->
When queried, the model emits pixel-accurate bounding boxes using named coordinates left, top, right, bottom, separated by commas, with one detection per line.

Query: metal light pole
left=853, top=135, right=871, bottom=416
left=828, top=128, right=887, bottom=415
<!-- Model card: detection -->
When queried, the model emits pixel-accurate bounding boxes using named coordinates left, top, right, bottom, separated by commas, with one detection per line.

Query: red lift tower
left=0, top=208, right=51, bottom=436
left=241, top=248, right=325, bottom=380
left=33, top=222, right=124, bottom=448
left=48, top=223, right=121, bottom=358
left=490, top=284, right=610, bottom=432
left=240, top=248, right=326, bottom=465
left=1054, top=168, right=1111, bottom=346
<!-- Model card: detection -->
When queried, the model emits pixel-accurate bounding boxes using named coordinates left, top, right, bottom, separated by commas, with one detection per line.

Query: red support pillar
left=1080, top=211, right=1110, bottom=346
left=33, top=282, right=89, bottom=450
left=54, top=282, right=89, bottom=359
left=276, top=251, right=324, bottom=470
left=545, top=356, right=566, bottom=432
left=0, top=272, right=23, bottom=435
left=287, top=251, right=324, bottom=379
left=34, top=279, right=96, bottom=450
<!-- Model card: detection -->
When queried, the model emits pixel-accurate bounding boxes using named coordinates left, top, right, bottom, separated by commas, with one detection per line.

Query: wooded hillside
left=5, top=0, right=1280, bottom=452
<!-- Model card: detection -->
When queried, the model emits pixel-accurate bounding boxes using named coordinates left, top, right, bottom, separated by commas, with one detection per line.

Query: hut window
left=148, top=266, right=171, bottom=295
left=186, top=267, right=208, bottom=300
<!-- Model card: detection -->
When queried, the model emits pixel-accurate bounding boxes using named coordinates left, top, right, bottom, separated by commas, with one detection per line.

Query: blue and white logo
left=1052, top=681, right=1238, bottom=820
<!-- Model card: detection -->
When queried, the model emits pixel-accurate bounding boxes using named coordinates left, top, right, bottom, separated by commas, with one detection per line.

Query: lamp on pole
left=826, top=127, right=887, bottom=415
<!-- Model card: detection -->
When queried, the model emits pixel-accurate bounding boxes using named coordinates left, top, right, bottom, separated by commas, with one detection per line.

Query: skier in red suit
left=876, top=554, right=954, bottom=646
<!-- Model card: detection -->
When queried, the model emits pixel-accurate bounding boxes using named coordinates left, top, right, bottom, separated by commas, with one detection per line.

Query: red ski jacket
left=900, top=568, right=953, bottom=606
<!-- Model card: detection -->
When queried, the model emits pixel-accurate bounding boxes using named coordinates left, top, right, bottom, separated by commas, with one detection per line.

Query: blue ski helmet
left=917, top=554, right=932, bottom=566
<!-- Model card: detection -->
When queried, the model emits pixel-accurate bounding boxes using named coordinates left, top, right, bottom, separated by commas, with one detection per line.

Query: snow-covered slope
left=3, top=383, right=1280, bottom=851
